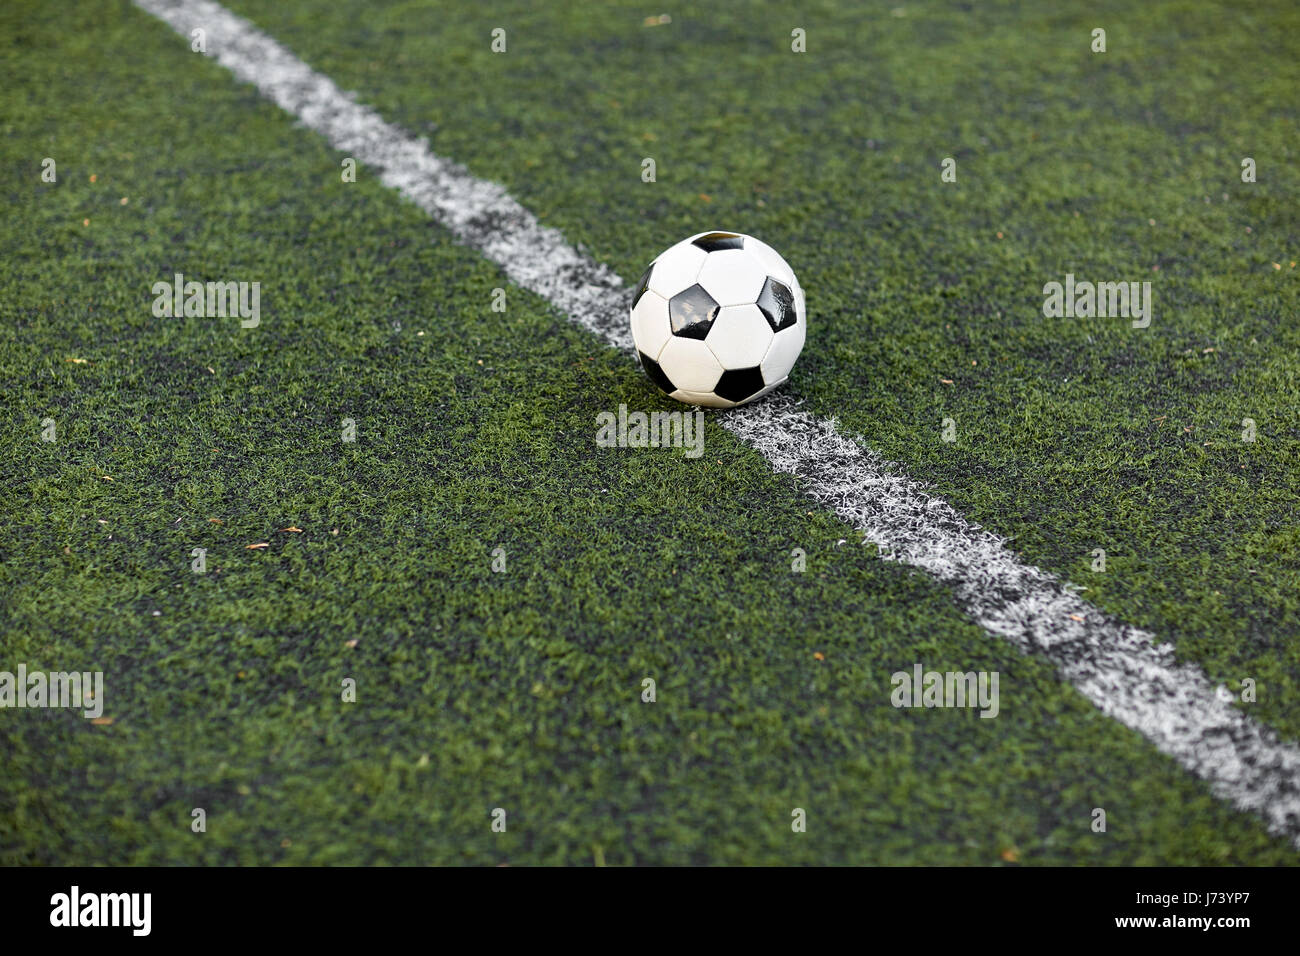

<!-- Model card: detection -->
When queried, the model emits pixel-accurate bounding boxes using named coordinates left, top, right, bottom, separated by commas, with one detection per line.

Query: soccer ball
left=630, top=231, right=806, bottom=408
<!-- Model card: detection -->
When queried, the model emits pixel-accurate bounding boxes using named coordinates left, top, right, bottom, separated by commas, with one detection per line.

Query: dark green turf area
left=212, top=0, right=1300, bottom=741
left=0, top=0, right=1295, bottom=864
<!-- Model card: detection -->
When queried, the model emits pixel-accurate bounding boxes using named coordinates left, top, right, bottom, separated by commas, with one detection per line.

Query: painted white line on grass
left=135, top=0, right=1300, bottom=846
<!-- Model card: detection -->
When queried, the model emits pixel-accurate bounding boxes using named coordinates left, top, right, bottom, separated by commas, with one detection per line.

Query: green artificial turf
left=0, top=0, right=1296, bottom=864
left=216, top=0, right=1300, bottom=740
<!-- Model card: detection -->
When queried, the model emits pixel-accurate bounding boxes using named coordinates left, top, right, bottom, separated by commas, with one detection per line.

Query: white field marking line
left=137, top=0, right=1300, bottom=845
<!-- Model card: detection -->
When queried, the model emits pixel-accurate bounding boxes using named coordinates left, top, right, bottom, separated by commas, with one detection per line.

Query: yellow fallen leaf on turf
left=246, top=542, right=269, bottom=549
left=100, top=475, right=113, bottom=481
left=67, top=357, right=89, bottom=364
left=813, top=652, right=825, bottom=661
left=940, top=378, right=954, bottom=384
left=89, top=174, right=97, bottom=182
left=1000, top=847, right=1019, bottom=862
left=91, top=716, right=114, bottom=726
left=208, top=518, right=223, bottom=524
left=344, top=639, right=358, bottom=648
left=280, top=527, right=303, bottom=533
left=83, top=219, right=90, bottom=227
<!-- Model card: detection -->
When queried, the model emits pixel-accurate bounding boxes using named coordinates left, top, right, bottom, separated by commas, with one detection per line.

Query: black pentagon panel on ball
left=638, top=351, right=676, bottom=395
left=632, top=264, right=654, bottom=308
left=691, top=232, right=745, bottom=253
left=668, top=284, right=720, bottom=340
left=713, top=366, right=766, bottom=403
left=756, top=277, right=796, bottom=332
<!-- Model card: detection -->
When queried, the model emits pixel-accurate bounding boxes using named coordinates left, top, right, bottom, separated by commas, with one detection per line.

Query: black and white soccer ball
left=630, top=231, right=806, bottom=408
